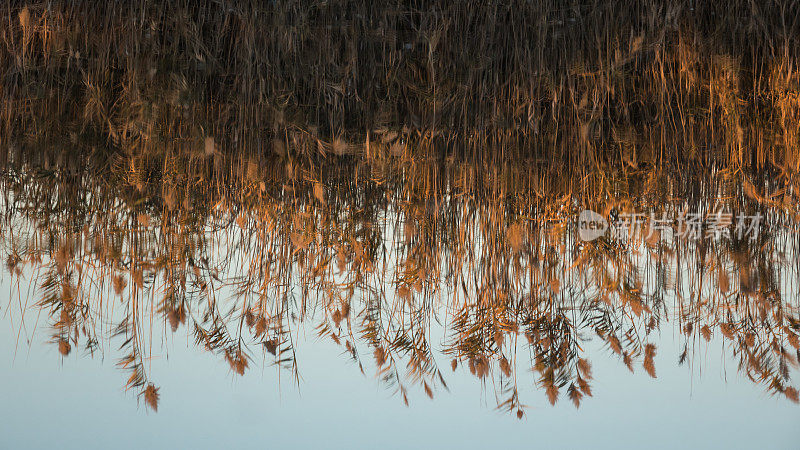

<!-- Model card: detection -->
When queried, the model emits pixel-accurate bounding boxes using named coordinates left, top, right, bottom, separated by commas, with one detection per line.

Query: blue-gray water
left=2, top=279, right=798, bottom=449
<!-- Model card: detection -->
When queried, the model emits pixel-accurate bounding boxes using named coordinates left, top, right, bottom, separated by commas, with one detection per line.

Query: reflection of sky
left=2, top=282, right=798, bottom=449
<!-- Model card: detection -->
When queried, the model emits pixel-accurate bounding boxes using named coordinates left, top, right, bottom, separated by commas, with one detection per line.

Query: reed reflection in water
left=2, top=1, right=800, bottom=447
left=1, top=150, right=799, bottom=428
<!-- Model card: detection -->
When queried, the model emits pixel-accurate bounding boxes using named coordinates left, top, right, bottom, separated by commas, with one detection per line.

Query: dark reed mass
left=3, top=1, right=799, bottom=169
left=1, top=2, right=799, bottom=448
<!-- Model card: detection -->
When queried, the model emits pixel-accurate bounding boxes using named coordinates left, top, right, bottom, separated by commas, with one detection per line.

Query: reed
left=1, top=0, right=799, bottom=417
left=0, top=1, right=798, bottom=175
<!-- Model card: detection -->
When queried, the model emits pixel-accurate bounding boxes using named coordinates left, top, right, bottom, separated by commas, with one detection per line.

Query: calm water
left=0, top=157, right=798, bottom=448
left=3, top=1, right=800, bottom=447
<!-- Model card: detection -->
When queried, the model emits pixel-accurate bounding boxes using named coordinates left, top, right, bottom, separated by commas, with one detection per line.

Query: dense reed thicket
left=1, top=1, right=799, bottom=174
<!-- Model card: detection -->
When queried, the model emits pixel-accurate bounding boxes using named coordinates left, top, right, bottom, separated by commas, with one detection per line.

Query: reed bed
left=1, top=0, right=800, bottom=417
left=1, top=1, right=799, bottom=174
